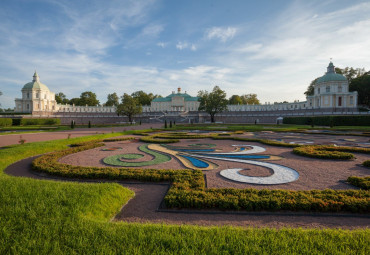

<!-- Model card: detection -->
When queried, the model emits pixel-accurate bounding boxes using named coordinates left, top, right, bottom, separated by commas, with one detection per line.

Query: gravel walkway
left=0, top=123, right=162, bottom=147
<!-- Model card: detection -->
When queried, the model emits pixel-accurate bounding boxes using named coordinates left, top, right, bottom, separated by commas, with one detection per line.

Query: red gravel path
left=0, top=123, right=162, bottom=147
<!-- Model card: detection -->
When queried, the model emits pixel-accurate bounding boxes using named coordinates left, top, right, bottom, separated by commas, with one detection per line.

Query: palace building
left=14, top=62, right=358, bottom=118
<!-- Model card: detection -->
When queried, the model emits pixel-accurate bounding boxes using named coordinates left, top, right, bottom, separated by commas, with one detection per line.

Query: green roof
left=152, top=92, right=199, bottom=102
left=316, top=73, right=347, bottom=83
left=22, top=81, right=50, bottom=91
left=22, top=72, right=50, bottom=91
left=316, top=62, right=347, bottom=84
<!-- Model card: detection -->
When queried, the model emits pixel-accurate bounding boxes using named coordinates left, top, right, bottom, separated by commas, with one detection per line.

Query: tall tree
left=304, top=77, right=319, bottom=96
left=79, top=91, right=99, bottom=106
left=349, top=72, right=370, bottom=107
left=55, top=92, right=69, bottom=104
left=131, top=91, right=160, bottom=106
left=198, top=86, right=228, bottom=123
left=228, top=95, right=243, bottom=105
left=0, top=91, right=2, bottom=107
left=69, top=98, right=80, bottom=106
left=105, top=92, right=119, bottom=107
left=116, top=93, right=142, bottom=123
left=241, top=94, right=260, bottom=105
left=336, top=67, right=366, bottom=84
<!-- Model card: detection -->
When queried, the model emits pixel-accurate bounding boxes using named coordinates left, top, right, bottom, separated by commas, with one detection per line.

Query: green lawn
left=0, top=131, right=369, bottom=254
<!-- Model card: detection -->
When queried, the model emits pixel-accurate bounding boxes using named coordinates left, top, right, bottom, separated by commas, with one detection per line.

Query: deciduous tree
left=350, top=72, right=370, bottom=107
left=198, top=86, right=228, bottom=123
left=116, top=93, right=142, bottom=123
left=79, top=91, right=99, bottom=106
left=228, top=95, right=243, bottom=105
left=241, top=94, right=260, bottom=105
left=55, top=92, right=69, bottom=104
left=105, top=92, right=119, bottom=107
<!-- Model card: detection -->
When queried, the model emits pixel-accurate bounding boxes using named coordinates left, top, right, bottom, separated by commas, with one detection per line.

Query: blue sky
left=0, top=0, right=369, bottom=108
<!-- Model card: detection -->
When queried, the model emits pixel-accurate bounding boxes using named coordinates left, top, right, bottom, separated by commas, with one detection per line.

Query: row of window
left=317, top=85, right=344, bottom=94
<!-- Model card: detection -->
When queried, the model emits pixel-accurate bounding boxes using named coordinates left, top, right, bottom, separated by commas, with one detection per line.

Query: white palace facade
left=14, top=62, right=358, bottom=116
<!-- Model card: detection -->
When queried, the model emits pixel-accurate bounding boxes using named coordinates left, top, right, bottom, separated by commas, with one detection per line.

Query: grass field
left=0, top=131, right=369, bottom=254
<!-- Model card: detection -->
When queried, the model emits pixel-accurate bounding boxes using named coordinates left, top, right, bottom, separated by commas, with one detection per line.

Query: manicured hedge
left=347, top=176, right=370, bottom=190
left=0, top=118, right=12, bottom=127
left=140, top=136, right=179, bottom=143
left=32, top=140, right=370, bottom=213
left=283, top=115, right=370, bottom=126
left=20, top=118, right=61, bottom=125
left=363, top=160, right=370, bottom=168
left=103, top=137, right=135, bottom=142
left=293, top=145, right=370, bottom=160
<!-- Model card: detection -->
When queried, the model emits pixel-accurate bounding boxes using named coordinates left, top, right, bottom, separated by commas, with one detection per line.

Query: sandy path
left=0, top=123, right=162, bottom=147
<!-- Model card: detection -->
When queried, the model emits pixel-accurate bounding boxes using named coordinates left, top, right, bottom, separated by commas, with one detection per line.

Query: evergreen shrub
left=0, top=118, right=12, bottom=126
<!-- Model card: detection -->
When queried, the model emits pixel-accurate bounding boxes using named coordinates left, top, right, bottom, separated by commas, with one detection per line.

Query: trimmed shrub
left=347, top=176, right=370, bottom=190
left=20, top=118, right=61, bottom=125
left=103, top=137, right=135, bottom=142
left=0, top=118, right=12, bottom=127
left=293, top=145, right=370, bottom=160
left=363, top=160, right=370, bottom=168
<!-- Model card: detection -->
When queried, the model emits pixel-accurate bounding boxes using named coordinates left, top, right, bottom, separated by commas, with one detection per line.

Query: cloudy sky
left=0, top=0, right=369, bottom=108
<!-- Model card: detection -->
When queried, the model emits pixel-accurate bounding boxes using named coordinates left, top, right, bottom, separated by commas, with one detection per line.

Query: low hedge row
left=283, top=115, right=370, bottom=126
left=140, top=136, right=179, bottom=143
left=347, top=176, right=370, bottom=190
left=103, top=137, right=135, bottom=142
left=31, top=140, right=370, bottom=213
left=293, top=145, right=370, bottom=160
left=20, top=118, right=61, bottom=125
left=0, top=118, right=12, bottom=127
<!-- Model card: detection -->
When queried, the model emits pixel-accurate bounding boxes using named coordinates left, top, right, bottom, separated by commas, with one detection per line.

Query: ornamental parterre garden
left=1, top=127, right=370, bottom=253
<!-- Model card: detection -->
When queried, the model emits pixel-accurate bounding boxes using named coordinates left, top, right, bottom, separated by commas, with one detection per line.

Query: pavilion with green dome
left=306, top=62, right=357, bottom=109
left=15, top=72, right=58, bottom=113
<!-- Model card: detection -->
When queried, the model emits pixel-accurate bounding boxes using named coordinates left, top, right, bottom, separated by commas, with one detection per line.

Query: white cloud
left=191, top=44, right=197, bottom=51
left=206, top=27, right=237, bottom=42
left=157, top=42, right=167, bottom=48
left=141, top=24, right=164, bottom=37
left=176, top=41, right=188, bottom=50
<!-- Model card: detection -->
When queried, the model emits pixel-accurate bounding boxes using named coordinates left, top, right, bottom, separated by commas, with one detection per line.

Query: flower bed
left=31, top=140, right=370, bottom=213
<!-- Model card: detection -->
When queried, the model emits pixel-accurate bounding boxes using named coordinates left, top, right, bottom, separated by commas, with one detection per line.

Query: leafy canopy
left=198, top=86, right=228, bottom=122
left=116, top=93, right=142, bottom=123
left=105, top=92, right=119, bottom=107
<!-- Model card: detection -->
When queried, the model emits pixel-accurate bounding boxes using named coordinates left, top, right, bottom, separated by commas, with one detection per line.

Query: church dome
left=316, top=62, right=347, bottom=84
left=22, top=71, right=50, bottom=91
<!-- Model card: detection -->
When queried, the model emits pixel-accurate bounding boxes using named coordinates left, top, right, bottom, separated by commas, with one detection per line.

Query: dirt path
left=0, top=123, right=162, bottom=147
left=5, top=157, right=370, bottom=229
